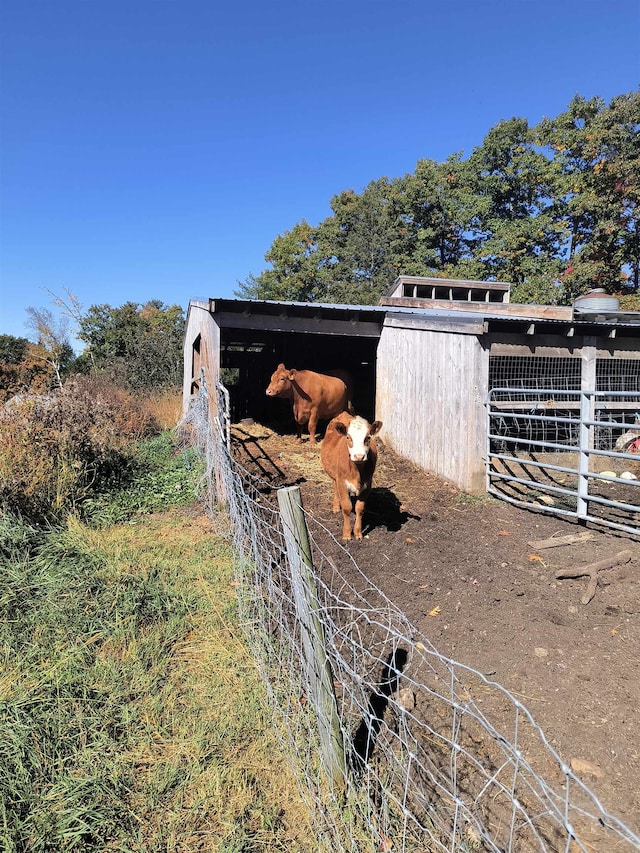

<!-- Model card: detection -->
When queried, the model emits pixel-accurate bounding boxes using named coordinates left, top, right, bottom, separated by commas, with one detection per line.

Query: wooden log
left=528, top=532, right=594, bottom=550
left=555, top=550, right=633, bottom=605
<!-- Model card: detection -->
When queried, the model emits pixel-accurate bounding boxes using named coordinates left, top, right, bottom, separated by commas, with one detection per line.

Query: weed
left=141, top=387, right=183, bottom=429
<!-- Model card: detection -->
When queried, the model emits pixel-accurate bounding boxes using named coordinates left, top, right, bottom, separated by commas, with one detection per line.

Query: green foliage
left=0, top=334, right=31, bottom=365
left=236, top=220, right=330, bottom=303
left=80, top=431, right=204, bottom=527
left=536, top=92, right=640, bottom=298
left=237, top=90, right=640, bottom=306
left=77, top=300, right=185, bottom=391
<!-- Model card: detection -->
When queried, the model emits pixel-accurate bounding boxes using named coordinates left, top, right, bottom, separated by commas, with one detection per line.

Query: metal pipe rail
left=487, top=388, right=640, bottom=536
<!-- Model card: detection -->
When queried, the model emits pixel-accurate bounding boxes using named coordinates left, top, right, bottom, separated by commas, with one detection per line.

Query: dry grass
left=142, top=387, right=183, bottom=428
left=0, top=501, right=316, bottom=852
left=96, top=508, right=316, bottom=851
left=0, top=377, right=160, bottom=522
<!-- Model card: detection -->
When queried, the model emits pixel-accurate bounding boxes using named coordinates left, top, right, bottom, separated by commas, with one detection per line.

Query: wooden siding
left=376, top=322, right=489, bottom=493
left=182, top=301, right=220, bottom=416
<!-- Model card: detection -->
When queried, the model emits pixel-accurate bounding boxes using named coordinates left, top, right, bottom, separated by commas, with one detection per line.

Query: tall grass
left=0, top=424, right=314, bottom=851
left=140, top=387, right=183, bottom=429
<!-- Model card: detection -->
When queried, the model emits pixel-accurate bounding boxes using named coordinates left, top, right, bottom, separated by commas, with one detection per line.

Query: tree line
left=237, top=92, right=640, bottom=307
left=0, top=297, right=185, bottom=402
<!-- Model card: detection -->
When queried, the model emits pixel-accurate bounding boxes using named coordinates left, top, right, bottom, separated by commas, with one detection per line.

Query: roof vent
left=573, top=288, right=620, bottom=313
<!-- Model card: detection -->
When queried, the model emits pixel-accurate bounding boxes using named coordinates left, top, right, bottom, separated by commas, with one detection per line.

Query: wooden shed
left=183, top=279, right=640, bottom=496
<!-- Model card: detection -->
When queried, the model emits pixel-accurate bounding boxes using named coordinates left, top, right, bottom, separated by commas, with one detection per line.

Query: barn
left=183, top=277, right=640, bottom=533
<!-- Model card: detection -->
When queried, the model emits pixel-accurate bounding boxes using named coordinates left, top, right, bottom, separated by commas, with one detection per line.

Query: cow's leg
left=332, top=481, right=341, bottom=513
left=340, top=493, right=354, bottom=540
left=353, top=497, right=366, bottom=540
left=307, top=411, right=318, bottom=445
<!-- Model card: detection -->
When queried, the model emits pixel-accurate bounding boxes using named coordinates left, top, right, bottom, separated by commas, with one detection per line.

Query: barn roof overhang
left=190, top=297, right=640, bottom=342
left=483, top=314, right=640, bottom=340
left=208, top=297, right=385, bottom=338
left=381, top=299, right=640, bottom=340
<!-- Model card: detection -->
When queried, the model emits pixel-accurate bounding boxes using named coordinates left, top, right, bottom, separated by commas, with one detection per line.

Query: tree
left=536, top=92, right=640, bottom=299
left=0, top=335, right=32, bottom=402
left=77, top=301, right=185, bottom=390
left=25, top=306, right=75, bottom=388
left=0, top=334, right=31, bottom=365
left=401, top=155, right=487, bottom=279
left=464, top=117, right=563, bottom=300
left=237, top=91, right=639, bottom=306
left=317, top=178, right=408, bottom=304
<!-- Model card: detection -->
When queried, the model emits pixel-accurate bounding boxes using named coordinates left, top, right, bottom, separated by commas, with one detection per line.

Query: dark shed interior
left=212, top=300, right=384, bottom=433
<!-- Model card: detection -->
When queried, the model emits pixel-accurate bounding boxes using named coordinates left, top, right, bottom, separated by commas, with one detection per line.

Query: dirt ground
left=231, top=419, right=640, bottom=838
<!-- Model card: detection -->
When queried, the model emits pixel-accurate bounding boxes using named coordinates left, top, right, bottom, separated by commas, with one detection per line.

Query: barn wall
left=182, top=301, right=220, bottom=416
left=376, top=317, right=489, bottom=493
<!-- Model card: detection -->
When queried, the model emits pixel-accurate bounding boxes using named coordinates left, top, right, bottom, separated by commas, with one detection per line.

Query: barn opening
left=208, top=299, right=384, bottom=430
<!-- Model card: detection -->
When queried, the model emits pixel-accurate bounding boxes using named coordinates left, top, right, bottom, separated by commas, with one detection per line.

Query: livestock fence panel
left=180, top=381, right=640, bottom=853
left=487, top=388, right=640, bottom=536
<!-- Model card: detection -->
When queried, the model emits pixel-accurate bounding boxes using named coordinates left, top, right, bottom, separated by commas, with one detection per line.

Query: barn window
left=191, top=334, right=202, bottom=395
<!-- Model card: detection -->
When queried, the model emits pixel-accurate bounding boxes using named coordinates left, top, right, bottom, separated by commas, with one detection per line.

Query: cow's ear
left=288, top=370, right=296, bottom=379
left=277, top=363, right=286, bottom=370
left=370, top=421, right=383, bottom=436
left=335, top=422, right=348, bottom=436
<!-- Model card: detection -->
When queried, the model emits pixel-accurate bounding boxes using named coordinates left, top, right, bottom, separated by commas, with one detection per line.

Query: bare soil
left=231, top=420, right=640, bottom=838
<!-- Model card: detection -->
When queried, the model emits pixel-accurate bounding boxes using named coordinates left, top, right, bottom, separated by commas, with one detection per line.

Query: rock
left=395, top=687, right=417, bottom=710
left=570, top=757, right=604, bottom=780
left=537, top=495, right=555, bottom=505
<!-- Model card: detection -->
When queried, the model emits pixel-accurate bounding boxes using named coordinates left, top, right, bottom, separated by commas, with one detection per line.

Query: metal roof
left=193, top=297, right=640, bottom=339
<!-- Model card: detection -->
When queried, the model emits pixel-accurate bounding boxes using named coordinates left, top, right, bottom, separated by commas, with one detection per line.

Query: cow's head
left=335, top=416, right=382, bottom=463
left=266, top=363, right=295, bottom=397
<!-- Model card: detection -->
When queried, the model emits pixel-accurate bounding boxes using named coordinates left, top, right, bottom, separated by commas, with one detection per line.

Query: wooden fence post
left=277, top=485, right=346, bottom=790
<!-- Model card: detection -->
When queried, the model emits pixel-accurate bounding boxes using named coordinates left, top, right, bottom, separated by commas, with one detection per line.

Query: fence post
left=578, top=338, right=597, bottom=520
left=277, top=485, right=346, bottom=790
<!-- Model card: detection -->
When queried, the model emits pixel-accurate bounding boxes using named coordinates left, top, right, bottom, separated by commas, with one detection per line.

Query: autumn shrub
left=0, top=376, right=160, bottom=522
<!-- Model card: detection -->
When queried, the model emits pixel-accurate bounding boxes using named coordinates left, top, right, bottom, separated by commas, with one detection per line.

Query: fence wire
left=180, top=385, right=640, bottom=853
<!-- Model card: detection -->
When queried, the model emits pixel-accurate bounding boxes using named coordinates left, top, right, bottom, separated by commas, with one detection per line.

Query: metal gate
left=487, top=388, right=640, bottom=536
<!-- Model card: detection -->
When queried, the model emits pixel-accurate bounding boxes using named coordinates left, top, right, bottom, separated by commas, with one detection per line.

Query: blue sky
left=1, top=0, right=639, bottom=346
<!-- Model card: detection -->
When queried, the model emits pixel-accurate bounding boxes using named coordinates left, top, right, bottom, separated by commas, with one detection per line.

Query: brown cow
left=265, top=363, right=352, bottom=444
left=320, top=411, right=382, bottom=540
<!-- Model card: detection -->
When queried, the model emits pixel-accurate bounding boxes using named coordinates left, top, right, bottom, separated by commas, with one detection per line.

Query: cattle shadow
left=232, top=426, right=306, bottom=490
left=349, top=647, right=409, bottom=777
left=362, top=487, right=421, bottom=536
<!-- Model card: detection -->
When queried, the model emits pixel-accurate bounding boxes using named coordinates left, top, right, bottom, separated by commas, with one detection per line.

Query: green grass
left=79, top=430, right=205, bottom=527
left=0, top=435, right=314, bottom=852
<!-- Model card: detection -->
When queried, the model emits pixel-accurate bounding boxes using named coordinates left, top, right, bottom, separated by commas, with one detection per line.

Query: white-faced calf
left=320, top=412, right=382, bottom=541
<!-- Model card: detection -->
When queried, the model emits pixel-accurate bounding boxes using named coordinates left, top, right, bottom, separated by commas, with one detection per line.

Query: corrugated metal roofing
left=199, top=296, right=640, bottom=335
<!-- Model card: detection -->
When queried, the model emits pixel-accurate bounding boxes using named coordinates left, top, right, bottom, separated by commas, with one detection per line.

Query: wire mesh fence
left=180, top=384, right=640, bottom=853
